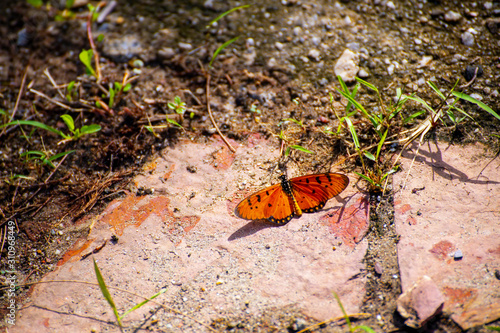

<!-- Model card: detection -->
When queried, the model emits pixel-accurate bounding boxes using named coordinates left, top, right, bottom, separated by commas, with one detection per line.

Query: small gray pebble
left=454, top=249, right=463, bottom=260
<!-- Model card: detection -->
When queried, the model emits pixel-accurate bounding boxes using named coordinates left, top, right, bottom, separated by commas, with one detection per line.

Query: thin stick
left=29, top=88, right=76, bottom=111
left=0, top=226, right=7, bottom=257
left=0, top=66, right=29, bottom=138
left=43, top=68, right=65, bottom=99
left=297, top=312, right=371, bottom=333
left=44, top=154, right=69, bottom=184
left=205, top=73, right=236, bottom=152
left=10, top=65, right=29, bottom=121
left=87, top=10, right=102, bottom=82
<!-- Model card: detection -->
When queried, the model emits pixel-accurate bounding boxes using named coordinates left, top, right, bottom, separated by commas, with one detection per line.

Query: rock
left=387, top=63, right=395, bottom=75
left=267, top=57, right=278, bottom=68
left=242, top=47, right=257, bottom=66
left=461, top=31, right=475, bottom=46
left=311, top=36, right=321, bottom=46
left=102, top=34, right=149, bottom=62
left=444, top=11, right=461, bottom=22
left=453, top=249, right=463, bottom=261
left=308, top=49, right=321, bottom=61
left=486, top=18, right=500, bottom=35
left=290, top=318, right=308, bottom=331
left=469, top=93, right=483, bottom=101
left=464, top=65, right=483, bottom=81
left=358, top=68, right=369, bottom=78
left=334, top=49, right=359, bottom=82
left=178, top=42, right=193, bottom=51
left=418, top=55, right=433, bottom=67
left=158, top=47, right=176, bottom=59
left=374, top=262, right=383, bottom=275
left=396, top=275, right=445, bottom=329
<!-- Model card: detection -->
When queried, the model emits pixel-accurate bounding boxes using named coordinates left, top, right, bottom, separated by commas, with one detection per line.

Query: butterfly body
left=235, top=173, right=349, bottom=224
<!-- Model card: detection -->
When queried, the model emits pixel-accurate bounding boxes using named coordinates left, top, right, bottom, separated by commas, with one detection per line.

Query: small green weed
left=168, top=96, right=187, bottom=115
left=1, top=115, right=101, bottom=143
left=65, top=81, right=77, bottom=102
left=105, top=81, right=132, bottom=109
left=207, top=5, right=250, bottom=68
left=93, top=258, right=166, bottom=328
left=332, top=292, right=375, bottom=333
left=21, top=150, right=75, bottom=169
left=79, top=49, right=97, bottom=77
left=333, top=75, right=497, bottom=192
left=60, top=114, right=101, bottom=141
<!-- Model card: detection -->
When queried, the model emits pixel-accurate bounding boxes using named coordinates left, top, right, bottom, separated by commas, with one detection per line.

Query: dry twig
left=205, top=73, right=236, bottom=153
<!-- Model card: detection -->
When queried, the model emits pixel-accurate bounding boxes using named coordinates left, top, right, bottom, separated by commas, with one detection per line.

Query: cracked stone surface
left=394, top=141, right=500, bottom=330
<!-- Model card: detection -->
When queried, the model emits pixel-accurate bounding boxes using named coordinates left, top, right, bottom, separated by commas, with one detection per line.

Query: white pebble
left=444, top=11, right=461, bottom=22
left=461, top=32, right=474, bottom=46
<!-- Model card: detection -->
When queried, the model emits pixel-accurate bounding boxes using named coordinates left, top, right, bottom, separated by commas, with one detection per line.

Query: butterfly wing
left=290, top=173, right=349, bottom=213
left=235, top=183, right=294, bottom=224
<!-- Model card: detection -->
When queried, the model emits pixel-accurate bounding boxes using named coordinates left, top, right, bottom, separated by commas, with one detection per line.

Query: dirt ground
left=1, top=0, right=499, bottom=332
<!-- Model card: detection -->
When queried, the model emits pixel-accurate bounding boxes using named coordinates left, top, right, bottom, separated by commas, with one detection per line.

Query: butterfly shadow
left=228, top=220, right=281, bottom=241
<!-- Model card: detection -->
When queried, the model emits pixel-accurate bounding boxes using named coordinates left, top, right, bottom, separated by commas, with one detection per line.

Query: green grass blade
left=427, top=81, right=446, bottom=100
left=337, top=75, right=349, bottom=93
left=93, top=258, right=121, bottom=327
left=206, top=4, right=251, bottom=28
left=403, top=95, right=435, bottom=114
left=9, top=174, right=34, bottom=181
left=344, top=117, right=359, bottom=149
left=337, top=75, right=359, bottom=115
left=209, top=36, right=240, bottom=68
left=354, top=171, right=376, bottom=186
left=403, top=110, right=425, bottom=124
left=376, top=129, right=388, bottom=159
left=20, top=151, right=45, bottom=158
left=1, top=120, right=66, bottom=138
left=284, top=118, right=302, bottom=126
left=108, top=87, right=115, bottom=108
left=353, top=325, right=377, bottom=333
left=381, top=166, right=398, bottom=181
left=290, top=145, right=313, bottom=154
left=363, top=151, right=376, bottom=161
left=48, top=150, right=76, bottom=162
left=332, top=292, right=352, bottom=330
left=453, top=91, right=500, bottom=121
left=355, top=77, right=378, bottom=93
left=120, top=288, right=167, bottom=320
left=338, top=90, right=370, bottom=119
left=166, top=117, right=183, bottom=128
left=448, top=105, right=474, bottom=120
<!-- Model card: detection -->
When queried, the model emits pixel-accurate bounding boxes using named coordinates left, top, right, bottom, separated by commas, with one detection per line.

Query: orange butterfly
left=235, top=173, right=349, bottom=224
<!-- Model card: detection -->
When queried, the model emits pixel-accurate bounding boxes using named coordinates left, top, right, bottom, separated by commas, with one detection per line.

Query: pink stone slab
left=11, top=137, right=368, bottom=332
left=394, top=141, right=500, bottom=330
